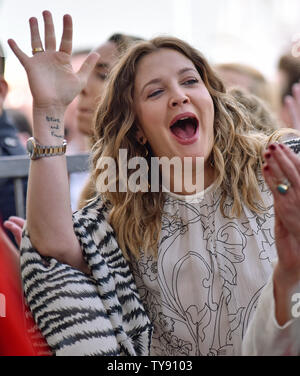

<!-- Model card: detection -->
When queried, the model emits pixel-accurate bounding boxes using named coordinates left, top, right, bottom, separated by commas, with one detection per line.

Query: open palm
left=8, top=11, right=99, bottom=110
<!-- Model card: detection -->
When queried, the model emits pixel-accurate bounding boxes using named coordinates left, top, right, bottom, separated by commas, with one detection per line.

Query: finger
left=3, top=221, right=22, bottom=247
left=29, top=17, right=43, bottom=52
left=269, top=143, right=300, bottom=186
left=8, top=216, right=26, bottom=228
left=262, top=164, right=286, bottom=200
left=7, top=39, right=29, bottom=67
left=263, top=147, right=286, bottom=190
left=43, top=10, right=56, bottom=51
left=59, top=14, right=73, bottom=54
left=77, top=52, right=100, bottom=85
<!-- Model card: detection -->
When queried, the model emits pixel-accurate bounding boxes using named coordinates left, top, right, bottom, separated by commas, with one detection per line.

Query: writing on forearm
left=46, top=116, right=64, bottom=139
left=46, top=116, right=60, bottom=123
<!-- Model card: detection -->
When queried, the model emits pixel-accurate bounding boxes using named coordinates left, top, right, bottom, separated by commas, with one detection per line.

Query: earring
left=143, top=143, right=149, bottom=157
left=138, top=136, right=149, bottom=156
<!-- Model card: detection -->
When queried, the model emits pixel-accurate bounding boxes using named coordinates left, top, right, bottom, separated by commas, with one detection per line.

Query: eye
left=147, top=89, right=163, bottom=98
left=95, top=72, right=108, bottom=81
left=182, top=78, right=199, bottom=86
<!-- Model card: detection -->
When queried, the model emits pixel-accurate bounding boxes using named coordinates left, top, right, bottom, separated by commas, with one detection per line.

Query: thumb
left=7, top=39, right=29, bottom=68
left=77, top=52, right=100, bottom=86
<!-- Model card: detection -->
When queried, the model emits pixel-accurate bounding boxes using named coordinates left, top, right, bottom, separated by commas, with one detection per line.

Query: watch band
left=27, top=137, right=67, bottom=160
left=35, top=142, right=67, bottom=158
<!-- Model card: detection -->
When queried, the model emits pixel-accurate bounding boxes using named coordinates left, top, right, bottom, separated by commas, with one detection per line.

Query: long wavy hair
left=91, top=36, right=299, bottom=259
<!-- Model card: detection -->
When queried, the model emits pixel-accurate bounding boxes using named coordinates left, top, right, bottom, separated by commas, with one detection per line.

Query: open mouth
left=170, top=115, right=199, bottom=144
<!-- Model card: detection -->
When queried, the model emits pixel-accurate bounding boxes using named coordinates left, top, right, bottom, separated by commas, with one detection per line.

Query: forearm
left=242, top=275, right=300, bottom=356
left=26, top=106, right=86, bottom=272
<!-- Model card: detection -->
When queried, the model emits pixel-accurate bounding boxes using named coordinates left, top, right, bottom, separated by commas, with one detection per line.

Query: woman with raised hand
left=8, top=11, right=300, bottom=356
left=4, top=32, right=143, bottom=242
left=8, top=11, right=99, bottom=273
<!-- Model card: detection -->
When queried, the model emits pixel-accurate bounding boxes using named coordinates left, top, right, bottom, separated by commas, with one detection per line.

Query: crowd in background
left=3, top=39, right=300, bottom=225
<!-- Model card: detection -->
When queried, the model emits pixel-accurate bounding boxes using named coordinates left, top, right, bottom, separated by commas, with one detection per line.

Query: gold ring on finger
left=276, top=178, right=290, bottom=195
left=32, top=47, right=44, bottom=55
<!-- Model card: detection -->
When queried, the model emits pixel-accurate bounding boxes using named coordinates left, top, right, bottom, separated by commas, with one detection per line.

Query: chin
left=179, top=142, right=207, bottom=159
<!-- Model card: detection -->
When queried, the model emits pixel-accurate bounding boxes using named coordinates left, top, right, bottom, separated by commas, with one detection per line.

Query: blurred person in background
left=6, top=108, right=32, bottom=148
left=229, top=87, right=280, bottom=135
left=0, top=41, right=27, bottom=237
left=64, top=49, right=90, bottom=155
left=71, top=33, right=144, bottom=210
left=215, top=62, right=279, bottom=114
left=277, top=53, right=300, bottom=131
left=64, top=49, right=91, bottom=210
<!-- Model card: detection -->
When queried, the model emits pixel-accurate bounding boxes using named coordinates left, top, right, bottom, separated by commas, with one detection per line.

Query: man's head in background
left=0, top=42, right=8, bottom=116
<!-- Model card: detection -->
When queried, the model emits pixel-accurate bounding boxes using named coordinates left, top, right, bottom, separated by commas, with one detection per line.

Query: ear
left=135, top=125, right=147, bottom=145
left=0, top=77, right=8, bottom=110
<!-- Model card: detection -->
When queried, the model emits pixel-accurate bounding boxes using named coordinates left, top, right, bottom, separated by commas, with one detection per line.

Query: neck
left=163, top=160, right=216, bottom=196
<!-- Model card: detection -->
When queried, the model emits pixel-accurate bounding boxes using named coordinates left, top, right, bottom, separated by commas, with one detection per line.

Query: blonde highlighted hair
left=91, top=36, right=299, bottom=260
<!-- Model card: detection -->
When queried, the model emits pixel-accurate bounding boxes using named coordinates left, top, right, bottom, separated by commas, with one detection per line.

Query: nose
left=80, top=74, right=93, bottom=96
left=80, top=84, right=88, bottom=96
left=169, top=88, right=190, bottom=108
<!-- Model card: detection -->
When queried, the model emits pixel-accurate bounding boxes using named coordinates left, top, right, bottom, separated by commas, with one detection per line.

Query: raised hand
left=262, top=142, right=300, bottom=324
left=8, top=11, right=99, bottom=110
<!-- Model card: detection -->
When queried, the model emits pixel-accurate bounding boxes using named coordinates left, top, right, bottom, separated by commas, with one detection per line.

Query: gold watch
left=26, top=137, right=67, bottom=160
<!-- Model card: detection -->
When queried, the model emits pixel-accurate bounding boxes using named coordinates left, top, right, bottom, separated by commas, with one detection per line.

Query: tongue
left=171, top=122, right=195, bottom=139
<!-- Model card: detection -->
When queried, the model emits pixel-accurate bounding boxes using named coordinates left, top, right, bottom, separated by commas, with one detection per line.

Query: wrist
left=32, top=105, right=66, bottom=145
left=32, top=102, right=67, bottom=115
left=273, top=265, right=300, bottom=326
left=273, top=263, right=300, bottom=294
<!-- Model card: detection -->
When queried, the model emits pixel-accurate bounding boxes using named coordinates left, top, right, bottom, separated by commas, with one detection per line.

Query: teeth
left=171, top=116, right=197, bottom=128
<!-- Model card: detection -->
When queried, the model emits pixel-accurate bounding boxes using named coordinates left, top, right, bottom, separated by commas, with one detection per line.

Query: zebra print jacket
left=20, top=198, right=153, bottom=356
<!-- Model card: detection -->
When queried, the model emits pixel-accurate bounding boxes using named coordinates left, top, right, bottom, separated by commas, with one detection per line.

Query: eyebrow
left=141, top=67, right=198, bottom=95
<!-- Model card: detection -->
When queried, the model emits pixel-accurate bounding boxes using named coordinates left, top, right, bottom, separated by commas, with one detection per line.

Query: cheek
left=87, top=78, right=105, bottom=100
left=93, top=83, right=105, bottom=99
left=203, top=91, right=215, bottom=111
left=136, top=103, right=161, bottom=136
left=203, top=94, right=215, bottom=128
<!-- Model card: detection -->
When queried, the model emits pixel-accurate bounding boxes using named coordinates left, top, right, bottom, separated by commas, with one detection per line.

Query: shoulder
left=72, top=196, right=115, bottom=246
left=72, top=196, right=110, bottom=228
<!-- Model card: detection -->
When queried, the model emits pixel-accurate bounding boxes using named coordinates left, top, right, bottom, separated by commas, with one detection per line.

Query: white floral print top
left=132, top=176, right=281, bottom=356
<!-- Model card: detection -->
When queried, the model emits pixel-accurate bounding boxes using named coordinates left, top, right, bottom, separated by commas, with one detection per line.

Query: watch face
left=26, top=138, right=35, bottom=157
